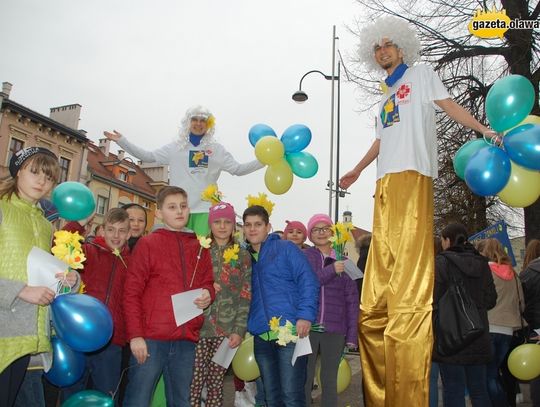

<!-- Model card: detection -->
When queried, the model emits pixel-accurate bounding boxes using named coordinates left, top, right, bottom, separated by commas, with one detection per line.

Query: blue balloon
left=62, top=390, right=114, bottom=407
left=503, top=124, right=540, bottom=170
left=248, top=124, right=277, bottom=147
left=51, top=294, right=113, bottom=352
left=285, top=152, right=319, bottom=178
left=464, top=146, right=511, bottom=196
left=485, top=75, right=535, bottom=132
left=52, top=182, right=96, bottom=221
left=281, top=124, right=312, bottom=153
left=44, top=337, right=86, bottom=387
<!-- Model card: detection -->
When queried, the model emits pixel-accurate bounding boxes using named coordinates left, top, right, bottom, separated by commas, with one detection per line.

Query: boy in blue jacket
left=243, top=205, right=319, bottom=407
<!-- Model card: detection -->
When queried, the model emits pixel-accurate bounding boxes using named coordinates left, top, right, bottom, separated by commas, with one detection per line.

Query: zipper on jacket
left=177, top=235, right=187, bottom=337
left=104, top=258, right=117, bottom=306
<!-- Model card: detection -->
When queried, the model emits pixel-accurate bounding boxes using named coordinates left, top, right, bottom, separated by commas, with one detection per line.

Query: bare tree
left=347, top=0, right=539, bottom=240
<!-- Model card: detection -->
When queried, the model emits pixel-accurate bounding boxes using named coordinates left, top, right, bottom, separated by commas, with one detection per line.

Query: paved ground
left=224, top=353, right=534, bottom=406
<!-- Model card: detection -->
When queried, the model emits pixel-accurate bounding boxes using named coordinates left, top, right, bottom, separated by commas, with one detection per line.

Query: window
left=59, top=157, right=71, bottom=183
left=8, top=138, right=24, bottom=162
left=96, top=195, right=109, bottom=215
left=118, top=171, right=128, bottom=182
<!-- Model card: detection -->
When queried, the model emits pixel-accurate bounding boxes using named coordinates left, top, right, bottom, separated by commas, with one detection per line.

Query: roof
left=86, top=141, right=157, bottom=201
left=0, top=98, right=89, bottom=143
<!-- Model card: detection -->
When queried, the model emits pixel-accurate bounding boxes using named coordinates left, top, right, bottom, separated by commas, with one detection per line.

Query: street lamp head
left=292, top=90, right=308, bottom=103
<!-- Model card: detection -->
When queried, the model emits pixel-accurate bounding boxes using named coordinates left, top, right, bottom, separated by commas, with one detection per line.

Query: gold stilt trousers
left=359, top=171, right=434, bottom=407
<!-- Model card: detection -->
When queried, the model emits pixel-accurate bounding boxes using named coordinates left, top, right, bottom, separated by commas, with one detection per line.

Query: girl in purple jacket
left=303, top=214, right=359, bottom=406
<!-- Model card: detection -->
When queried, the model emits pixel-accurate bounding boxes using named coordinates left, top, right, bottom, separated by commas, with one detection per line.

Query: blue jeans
left=253, top=336, right=307, bottom=407
left=123, top=339, right=196, bottom=407
left=14, top=370, right=45, bottom=407
left=255, top=376, right=266, bottom=405
left=487, top=333, right=512, bottom=407
left=439, top=363, right=491, bottom=407
left=61, top=342, right=122, bottom=402
left=429, top=362, right=439, bottom=407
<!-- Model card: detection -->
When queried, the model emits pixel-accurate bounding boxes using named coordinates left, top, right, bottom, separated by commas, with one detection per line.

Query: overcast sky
left=1, top=0, right=379, bottom=233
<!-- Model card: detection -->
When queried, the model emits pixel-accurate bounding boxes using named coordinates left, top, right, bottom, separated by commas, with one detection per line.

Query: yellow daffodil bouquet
left=328, top=222, right=354, bottom=260
left=51, top=230, right=86, bottom=293
left=201, top=184, right=223, bottom=205
left=269, top=316, right=298, bottom=346
left=223, top=243, right=240, bottom=268
left=190, top=235, right=212, bottom=287
left=246, top=192, right=275, bottom=216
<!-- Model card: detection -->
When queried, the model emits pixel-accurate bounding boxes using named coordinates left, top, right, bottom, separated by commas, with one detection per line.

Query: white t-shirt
left=117, top=137, right=263, bottom=213
left=375, top=64, right=450, bottom=180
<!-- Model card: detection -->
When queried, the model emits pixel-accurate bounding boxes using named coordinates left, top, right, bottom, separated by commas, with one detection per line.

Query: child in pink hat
left=283, top=220, right=309, bottom=249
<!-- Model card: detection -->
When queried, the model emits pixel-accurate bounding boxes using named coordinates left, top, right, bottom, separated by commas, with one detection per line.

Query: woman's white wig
left=357, top=16, right=420, bottom=72
left=177, top=105, right=216, bottom=149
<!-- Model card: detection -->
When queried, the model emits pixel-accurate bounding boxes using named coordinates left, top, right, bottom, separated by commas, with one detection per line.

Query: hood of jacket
left=489, top=262, right=514, bottom=281
left=527, top=258, right=540, bottom=273
left=441, top=243, right=486, bottom=278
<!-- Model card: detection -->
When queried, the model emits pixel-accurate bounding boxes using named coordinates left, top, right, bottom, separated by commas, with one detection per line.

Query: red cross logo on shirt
left=396, top=84, right=411, bottom=100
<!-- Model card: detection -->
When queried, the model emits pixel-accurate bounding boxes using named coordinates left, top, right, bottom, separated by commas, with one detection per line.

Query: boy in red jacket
left=61, top=207, right=131, bottom=400
left=123, top=186, right=215, bottom=407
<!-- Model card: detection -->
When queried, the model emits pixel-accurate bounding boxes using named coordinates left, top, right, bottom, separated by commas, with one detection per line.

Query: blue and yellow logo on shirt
left=189, top=150, right=209, bottom=168
left=380, top=94, right=400, bottom=128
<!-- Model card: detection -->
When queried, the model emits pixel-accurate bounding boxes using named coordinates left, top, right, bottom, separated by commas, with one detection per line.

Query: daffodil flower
left=198, top=235, right=212, bottom=249
left=269, top=316, right=281, bottom=331
left=201, top=184, right=223, bottom=205
left=223, top=244, right=240, bottom=265
left=51, top=230, right=86, bottom=270
left=246, top=193, right=275, bottom=216
left=112, top=248, right=127, bottom=268
left=268, top=317, right=298, bottom=346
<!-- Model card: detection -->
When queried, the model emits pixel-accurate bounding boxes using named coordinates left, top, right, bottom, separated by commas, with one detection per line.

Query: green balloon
left=62, top=390, right=113, bottom=407
left=486, top=75, right=535, bottom=132
left=453, top=139, right=489, bottom=180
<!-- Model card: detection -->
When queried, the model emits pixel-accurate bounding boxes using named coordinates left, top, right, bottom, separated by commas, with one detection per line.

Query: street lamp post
left=292, top=25, right=345, bottom=223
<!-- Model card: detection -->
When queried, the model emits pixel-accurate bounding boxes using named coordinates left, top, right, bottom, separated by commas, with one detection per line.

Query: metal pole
left=334, top=60, right=341, bottom=223
left=328, top=25, right=336, bottom=219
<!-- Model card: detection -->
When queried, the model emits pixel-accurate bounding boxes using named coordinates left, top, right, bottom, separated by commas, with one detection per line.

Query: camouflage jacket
left=200, top=241, right=252, bottom=338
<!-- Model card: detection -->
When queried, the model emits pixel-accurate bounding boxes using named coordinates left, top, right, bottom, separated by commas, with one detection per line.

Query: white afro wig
left=357, top=16, right=420, bottom=72
left=177, top=105, right=216, bottom=149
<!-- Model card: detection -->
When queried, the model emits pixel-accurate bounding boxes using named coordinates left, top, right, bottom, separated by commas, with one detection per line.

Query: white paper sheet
left=27, top=247, right=69, bottom=289
left=211, top=337, right=239, bottom=368
left=171, top=288, right=203, bottom=326
left=292, top=335, right=312, bottom=366
left=343, top=258, right=364, bottom=280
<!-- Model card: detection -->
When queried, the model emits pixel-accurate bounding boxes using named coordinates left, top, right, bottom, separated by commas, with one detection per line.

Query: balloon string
left=55, top=276, right=72, bottom=297
left=111, top=363, right=137, bottom=401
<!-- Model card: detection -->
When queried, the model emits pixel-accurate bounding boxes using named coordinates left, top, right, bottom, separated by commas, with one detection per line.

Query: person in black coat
left=433, top=223, right=497, bottom=407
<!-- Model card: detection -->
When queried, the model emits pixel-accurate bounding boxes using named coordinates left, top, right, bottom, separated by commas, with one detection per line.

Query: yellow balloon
left=508, top=344, right=540, bottom=381
left=231, top=336, right=260, bottom=381
left=255, top=136, right=285, bottom=165
left=315, top=357, right=352, bottom=394
left=504, top=115, right=540, bottom=134
left=264, top=159, right=293, bottom=195
left=497, top=161, right=540, bottom=207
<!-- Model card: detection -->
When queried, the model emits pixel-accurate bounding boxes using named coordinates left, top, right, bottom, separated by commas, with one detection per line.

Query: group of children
left=0, top=146, right=361, bottom=407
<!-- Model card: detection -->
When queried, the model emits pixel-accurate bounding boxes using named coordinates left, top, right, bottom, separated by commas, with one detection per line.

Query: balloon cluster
left=45, top=294, right=113, bottom=387
left=45, top=182, right=112, bottom=388
left=453, top=75, right=540, bottom=207
left=249, top=124, right=318, bottom=195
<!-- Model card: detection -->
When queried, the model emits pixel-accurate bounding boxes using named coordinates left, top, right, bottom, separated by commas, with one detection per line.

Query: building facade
left=0, top=82, right=88, bottom=183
